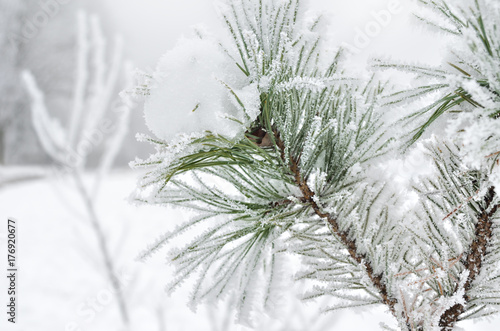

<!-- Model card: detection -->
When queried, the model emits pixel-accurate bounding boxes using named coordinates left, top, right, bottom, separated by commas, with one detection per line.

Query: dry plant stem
left=74, top=172, right=130, bottom=326
left=439, top=187, right=499, bottom=330
left=273, top=131, right=397, bottom=315
left=485, top=151, right=500, bottom=158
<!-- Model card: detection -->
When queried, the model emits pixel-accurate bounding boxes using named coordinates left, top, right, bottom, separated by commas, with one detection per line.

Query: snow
left=432, top=0, right=500, bottom=190
left=0, top=170, right=429, bottom=330
left=0, top=166, right=49, bottom=187
left=0, top=171, right=194, bottom=331
left=143, top=36, right=260, bottom=142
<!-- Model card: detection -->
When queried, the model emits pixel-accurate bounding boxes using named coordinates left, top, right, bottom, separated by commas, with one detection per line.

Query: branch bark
left=273, top=130, right=398, bottom=314
left=439, top=187, right=499, bottom=330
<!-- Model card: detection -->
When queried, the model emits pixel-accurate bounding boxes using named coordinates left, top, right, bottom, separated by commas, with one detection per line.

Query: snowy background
left=0, top=0, right=498, bottom=330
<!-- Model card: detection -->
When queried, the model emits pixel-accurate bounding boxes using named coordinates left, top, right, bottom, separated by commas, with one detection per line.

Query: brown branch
left=442, top=190, right=480, bottom=221
left=439, top=187, right=499, bottom=330
left=273, top=130, right=397, bottom=314
left=485, top=151, right=500, bottom=158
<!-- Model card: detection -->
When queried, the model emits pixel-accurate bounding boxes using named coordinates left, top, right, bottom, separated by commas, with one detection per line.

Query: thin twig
left=485, top=151, right=500, bottom=158
left=442, top=190, right=480, bottom=221
left=74, top=172, right=130, bottom=326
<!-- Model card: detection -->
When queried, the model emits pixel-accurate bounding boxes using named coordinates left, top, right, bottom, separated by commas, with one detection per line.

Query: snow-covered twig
left=23, top=10, right=132, bottom=328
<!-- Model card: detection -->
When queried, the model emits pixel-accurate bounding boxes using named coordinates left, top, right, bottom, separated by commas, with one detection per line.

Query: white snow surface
left=144, top=36, right=260, bottom=142
left=0, top=171, right=499, bottom=330
left=0, top=171, right=337, bottom=330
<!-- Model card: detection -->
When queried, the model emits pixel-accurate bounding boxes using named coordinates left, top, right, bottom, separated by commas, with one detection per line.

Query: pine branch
left=273, top=129, right=398, bottom=314
left=132, top=1, right=500, bottom=328
left=439, top=187, right=499, bottom=330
